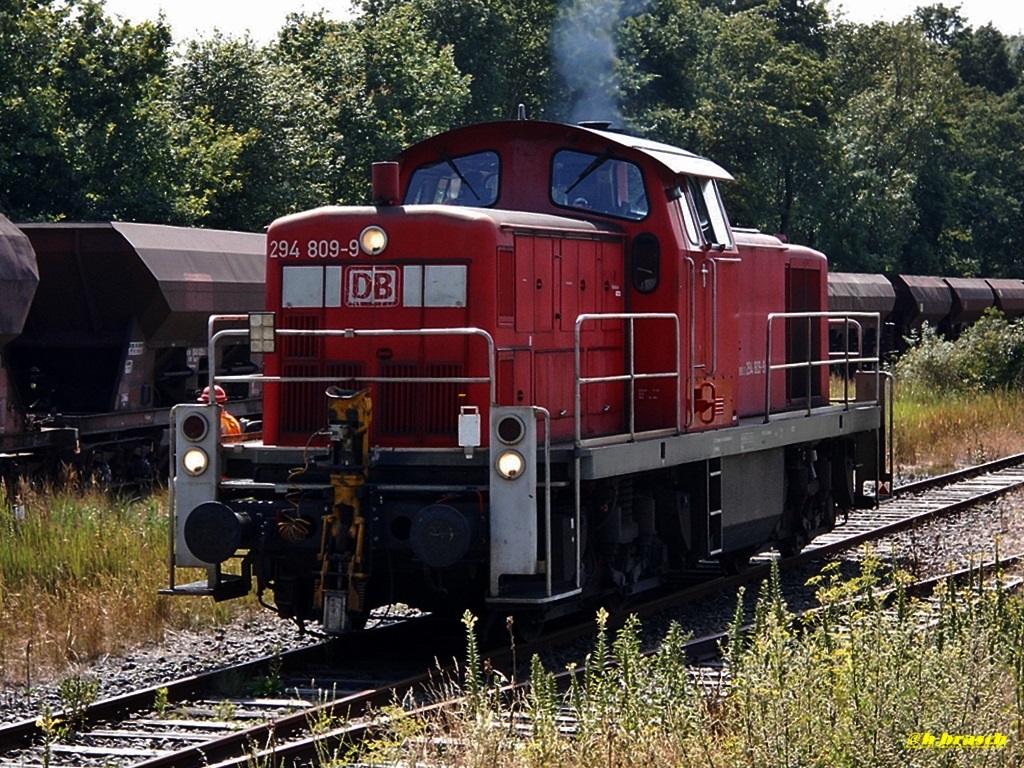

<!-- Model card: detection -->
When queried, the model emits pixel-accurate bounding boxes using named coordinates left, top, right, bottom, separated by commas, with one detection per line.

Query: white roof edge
left=587, top=128, right=734, bottom=181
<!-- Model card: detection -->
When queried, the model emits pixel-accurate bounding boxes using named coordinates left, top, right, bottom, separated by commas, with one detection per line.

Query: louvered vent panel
left=280, top=313, right=321, bottom=359
left=280, top=361, right=365, bottom=438
left=423, top=363, right=462, bottom=435
left=281, top=362, right=322, bottom=435
left=378, top=362, right=463, bottom=437
left=379, top=364, right=418, bottom=435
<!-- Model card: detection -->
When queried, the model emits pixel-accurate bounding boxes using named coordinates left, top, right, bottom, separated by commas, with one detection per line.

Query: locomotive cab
left=166, top=120, right=889, bottom=633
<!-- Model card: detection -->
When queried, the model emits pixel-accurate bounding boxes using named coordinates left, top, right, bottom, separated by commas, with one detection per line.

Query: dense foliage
left=2, top=0, right=1023, bottom=277
left=895, top=310, right=1024, bottom=393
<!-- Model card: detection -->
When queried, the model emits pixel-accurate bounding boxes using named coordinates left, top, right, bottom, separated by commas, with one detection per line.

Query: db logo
left=346, top=266, right=399, bottom=306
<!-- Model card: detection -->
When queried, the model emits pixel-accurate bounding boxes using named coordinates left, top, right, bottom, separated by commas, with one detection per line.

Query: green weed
left=354, top=560, right=1024, bottom=767
left=0, top=484, right=261, bottom=684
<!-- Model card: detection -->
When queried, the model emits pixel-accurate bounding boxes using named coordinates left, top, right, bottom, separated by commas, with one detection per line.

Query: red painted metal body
left=262, top=120, right=829, bottom=448
left=168, top=120, right=884, bottom=632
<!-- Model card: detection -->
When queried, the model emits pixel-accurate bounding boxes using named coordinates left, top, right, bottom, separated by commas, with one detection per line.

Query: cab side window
left=404, top=151, right=500, bottom=207
left=551, top=150, right=649, bottom=220
left=685, top=176, right=733, bottom=249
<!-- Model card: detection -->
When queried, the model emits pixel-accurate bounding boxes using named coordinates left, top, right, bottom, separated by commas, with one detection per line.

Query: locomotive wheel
left=722, top=547, right=757, bottom=574
left=778, top=532, right=808, bottom=558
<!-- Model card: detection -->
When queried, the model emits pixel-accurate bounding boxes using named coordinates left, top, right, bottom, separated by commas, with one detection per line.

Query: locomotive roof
left=582, top=125, right=734, bottom=181
left=395, top=120, right=734, bottom=182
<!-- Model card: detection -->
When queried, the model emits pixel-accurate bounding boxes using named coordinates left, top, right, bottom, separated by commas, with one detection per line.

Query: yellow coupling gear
left=316, top=388, right=373, bottom=624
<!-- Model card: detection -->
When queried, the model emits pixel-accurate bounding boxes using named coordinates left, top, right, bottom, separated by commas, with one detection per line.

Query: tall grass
left=343, top=557, right=1024, bottom=767
left=893, top=311, right=1024, bottom=473
left=0, top=483, right=252, bottom=685
left=893, top=386, right=1024, bottom=473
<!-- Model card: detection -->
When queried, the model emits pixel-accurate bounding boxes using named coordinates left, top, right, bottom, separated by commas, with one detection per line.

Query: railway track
left=4, top=453, right=1024, bottom=767
left=805, top=452, right=1024, bottom=556
left=0, top=616, right=461, bottom=768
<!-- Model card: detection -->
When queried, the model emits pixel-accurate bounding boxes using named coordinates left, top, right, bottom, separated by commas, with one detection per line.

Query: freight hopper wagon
left=167, top=120, right=890, bottom=633
left=2, top=221, right=265, bottom=483
left=0, top=215, right=42, bottom=465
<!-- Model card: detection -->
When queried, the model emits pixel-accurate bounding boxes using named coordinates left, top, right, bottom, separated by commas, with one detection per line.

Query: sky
left=101, top=0, right=351, bottom=43
left=102, top=0, right=1024, bottom=43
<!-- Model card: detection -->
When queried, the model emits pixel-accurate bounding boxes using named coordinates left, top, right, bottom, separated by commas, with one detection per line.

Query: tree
left=276, top=6, right=471, bottom=203
left=170, top=34, right=333, bottom=229
left=718, top=0, right=830, bottom=53
left=684, top=5, right=834, bottom=239
left=916, top=6, right=1018, bottom=94
left=617, top=0, right=710, bottom=139
left=0, top=0, right=178, bottom=222
left=955, top=24, right=1018, bottom=95
left=945, top=91, right=1024, bottom=276
left=410, top=0, right=557, bottom=122
left=913, top=3, right=969, bottom=46
left=820, top=21, right=963, bottom=272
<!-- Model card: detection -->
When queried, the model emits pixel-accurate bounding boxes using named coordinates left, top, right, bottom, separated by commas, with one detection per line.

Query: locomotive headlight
left=182, top=448, right=209, bottom=476
left=495, top=414, right=526, bottom=444
left=360, top=226, right=388, bottom=255
left=496, top=450, right=525, bottom=480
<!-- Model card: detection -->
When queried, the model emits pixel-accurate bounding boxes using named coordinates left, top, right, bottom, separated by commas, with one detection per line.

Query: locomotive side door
left=680, top=176, right=739, bottom=430
left=785, top=259, right=825, bottom=404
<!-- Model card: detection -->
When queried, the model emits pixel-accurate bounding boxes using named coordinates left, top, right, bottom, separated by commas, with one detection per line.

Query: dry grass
left=893, top=384, right=1024, bottom=475
left=0, top=483, right=257, bottom=686
left=326, top=567, right=1024, bottom=768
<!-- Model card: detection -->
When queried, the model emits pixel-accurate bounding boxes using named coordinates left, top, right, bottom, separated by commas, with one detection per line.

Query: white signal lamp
left=360, top=226, right=388, bottom=255
left=249, top=312, right=276, bottom=354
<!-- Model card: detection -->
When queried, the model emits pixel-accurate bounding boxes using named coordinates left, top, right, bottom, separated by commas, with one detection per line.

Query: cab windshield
left=551, top=150, right=649, bottom=220
left=404, top=151, right=500, bottom=207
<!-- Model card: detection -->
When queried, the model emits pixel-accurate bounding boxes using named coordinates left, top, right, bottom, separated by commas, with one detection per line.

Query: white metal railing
left=206, top=316, right=496, bottom=404
left=574, top=313, right=681, bottom=447
left=764, top=311, right=881, bottom=422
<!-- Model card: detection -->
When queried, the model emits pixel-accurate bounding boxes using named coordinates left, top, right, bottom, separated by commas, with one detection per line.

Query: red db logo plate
left=345, top=266, right=400, bottom=306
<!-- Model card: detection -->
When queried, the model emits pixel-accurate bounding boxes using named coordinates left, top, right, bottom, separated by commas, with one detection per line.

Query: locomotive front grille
left=281, top=313, right=322, bottom=359
left=279, top=360, right=461, bottom=441
left=280, top=361, right=365, bottom=436
left=379, top=362, right=462, bottom=437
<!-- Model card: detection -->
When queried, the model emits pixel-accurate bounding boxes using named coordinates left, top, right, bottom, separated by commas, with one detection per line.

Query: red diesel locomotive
left=166, top=119, right=889, bottom=633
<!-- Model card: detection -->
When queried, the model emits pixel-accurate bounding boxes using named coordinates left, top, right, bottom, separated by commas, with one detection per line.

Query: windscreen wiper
left=565, top=150, right=612, bottom=196
left=442, top=155, right=480, bottom=201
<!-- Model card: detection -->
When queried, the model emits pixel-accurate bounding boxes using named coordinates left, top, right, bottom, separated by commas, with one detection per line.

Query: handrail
left=206, top=317, right=497, bottom=405
left=684, top=256, right=696, bottom=427
left=532, top=406, right=554, bottom=597
left=207, top=314, right=249, bottom=397
left=764, top=311, right=881, bottom=423
left=574, top=312, right=681, bottom=447
left=828, top=317, right=864, bottom=358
